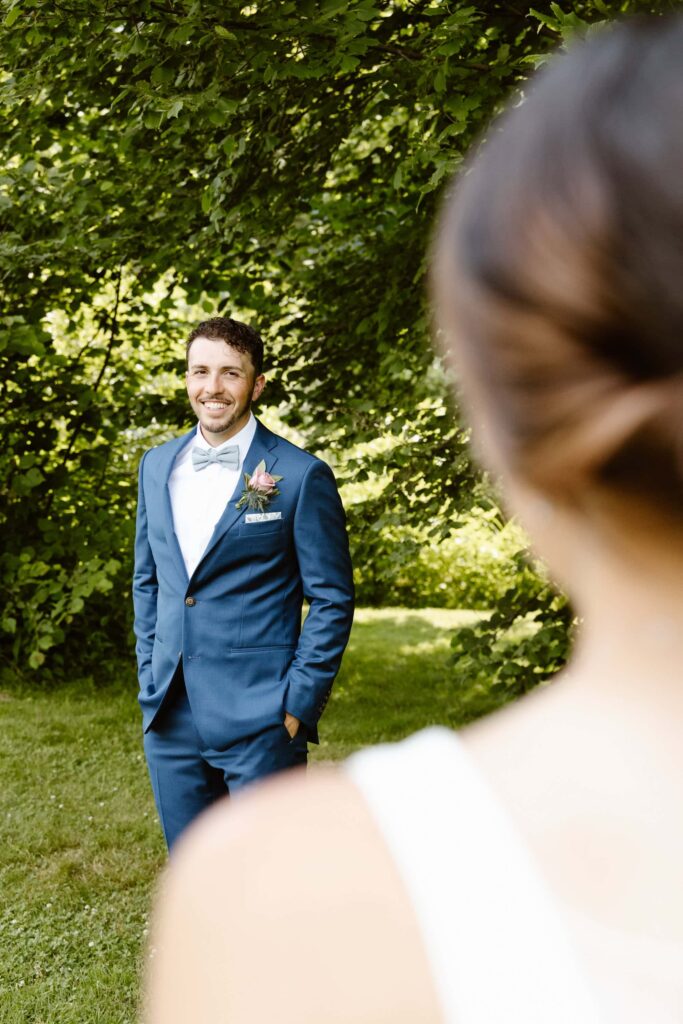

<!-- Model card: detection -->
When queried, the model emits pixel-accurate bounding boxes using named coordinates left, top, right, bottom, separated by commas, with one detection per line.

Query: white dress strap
left=346, top=727, right=603, bottom=1024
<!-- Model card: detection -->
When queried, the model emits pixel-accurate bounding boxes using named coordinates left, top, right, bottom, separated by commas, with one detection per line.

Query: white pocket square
left=244, top=512, right=282, bottom=523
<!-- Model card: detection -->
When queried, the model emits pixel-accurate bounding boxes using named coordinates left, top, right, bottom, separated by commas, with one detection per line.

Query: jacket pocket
left=237, top=519, right=285, bottom=538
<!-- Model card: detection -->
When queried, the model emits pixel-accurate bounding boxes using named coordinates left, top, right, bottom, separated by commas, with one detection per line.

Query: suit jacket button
left=185, top=596, right=196, bottom=607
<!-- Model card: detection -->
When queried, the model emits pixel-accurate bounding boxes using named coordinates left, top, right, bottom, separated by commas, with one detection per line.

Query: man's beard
left=201, top=398, right=250, bottom=435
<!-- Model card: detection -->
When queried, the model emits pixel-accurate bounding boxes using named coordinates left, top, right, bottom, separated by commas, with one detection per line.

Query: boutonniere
left=236, top=459, right=283, bottom=512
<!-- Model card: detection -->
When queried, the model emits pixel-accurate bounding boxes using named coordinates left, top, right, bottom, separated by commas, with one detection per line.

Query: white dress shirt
left=168, top=413, right=257, bottom=578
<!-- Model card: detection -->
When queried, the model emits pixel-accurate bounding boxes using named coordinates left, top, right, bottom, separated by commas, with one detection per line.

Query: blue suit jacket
left=132, top=419, right=354, bottom=747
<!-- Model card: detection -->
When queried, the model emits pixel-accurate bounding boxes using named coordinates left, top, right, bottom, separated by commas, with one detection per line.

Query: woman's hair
left=434, top=15, right=683, bottom=521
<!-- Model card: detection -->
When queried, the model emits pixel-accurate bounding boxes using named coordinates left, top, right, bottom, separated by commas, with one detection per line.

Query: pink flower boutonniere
left=236, top=459, right=283, bottom=512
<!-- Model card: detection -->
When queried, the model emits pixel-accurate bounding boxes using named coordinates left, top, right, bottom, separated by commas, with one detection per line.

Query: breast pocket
left=237, top=519, right=285, bottom=540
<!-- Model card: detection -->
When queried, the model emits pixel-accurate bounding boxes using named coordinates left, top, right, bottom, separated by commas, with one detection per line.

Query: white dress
left=345, top=727, right=683, bottom=1024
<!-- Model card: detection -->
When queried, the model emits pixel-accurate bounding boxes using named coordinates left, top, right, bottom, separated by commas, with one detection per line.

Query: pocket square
left=244, top=512, right=283, bottom=523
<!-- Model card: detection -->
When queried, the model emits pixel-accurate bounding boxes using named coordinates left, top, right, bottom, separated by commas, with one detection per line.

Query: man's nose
left=205, top=372, right=224, bottom=392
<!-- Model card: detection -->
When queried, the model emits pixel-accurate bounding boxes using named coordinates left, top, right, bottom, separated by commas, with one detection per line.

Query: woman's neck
left=565, top=528, right=683, bottom=716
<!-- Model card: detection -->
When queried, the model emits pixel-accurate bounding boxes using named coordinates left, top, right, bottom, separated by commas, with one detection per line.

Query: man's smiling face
left=186, top=336, right=265, bottom=446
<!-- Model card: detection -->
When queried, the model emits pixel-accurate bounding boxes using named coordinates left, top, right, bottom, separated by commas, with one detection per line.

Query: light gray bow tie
left=191, top=445, right=240, bottom=472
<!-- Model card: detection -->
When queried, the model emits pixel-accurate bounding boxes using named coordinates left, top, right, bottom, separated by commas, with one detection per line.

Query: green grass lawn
left=0, top=607, right=482, bottom=1024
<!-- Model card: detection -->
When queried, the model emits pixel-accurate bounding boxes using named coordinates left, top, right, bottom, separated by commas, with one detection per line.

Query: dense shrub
left=353, top=511, right=528, bottom=610
left=447, top=552, right=574, bottom=722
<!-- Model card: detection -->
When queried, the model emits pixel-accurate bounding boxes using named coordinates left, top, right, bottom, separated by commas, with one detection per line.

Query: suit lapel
left=161, top=429, right=195, bottom=587
left=192, top=419, right=280, bottom=574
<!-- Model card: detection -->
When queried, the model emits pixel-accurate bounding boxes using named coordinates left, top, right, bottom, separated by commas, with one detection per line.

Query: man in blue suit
left=133, top=317, right=354, bottom=849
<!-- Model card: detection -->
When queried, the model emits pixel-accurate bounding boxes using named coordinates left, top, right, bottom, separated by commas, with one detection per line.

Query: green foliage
left=354, top=507, right=528, bottom=609
left=0, top=276, right=185, bottom=677
left=0, top=0, right=672, bottom=679
left=448, top=550, right=575, bottom=721
left=0, top=552, right=121, bottom=669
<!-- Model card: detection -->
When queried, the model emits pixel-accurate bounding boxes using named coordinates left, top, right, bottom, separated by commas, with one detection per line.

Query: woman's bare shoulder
left=146, top=766, right=441, bottom=1024
left=180, top=765, right=374, bottom=865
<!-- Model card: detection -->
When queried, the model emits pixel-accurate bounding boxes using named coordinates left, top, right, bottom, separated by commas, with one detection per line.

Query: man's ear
left=252, top=375, right=266, bottom=401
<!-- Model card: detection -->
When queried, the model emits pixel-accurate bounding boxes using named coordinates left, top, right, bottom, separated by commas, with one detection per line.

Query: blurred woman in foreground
left=146, top=16, right=683, bottom=1023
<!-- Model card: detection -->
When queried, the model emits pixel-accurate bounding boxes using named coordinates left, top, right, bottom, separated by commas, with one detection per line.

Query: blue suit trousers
left=144, top=667, right=308, bottom=850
